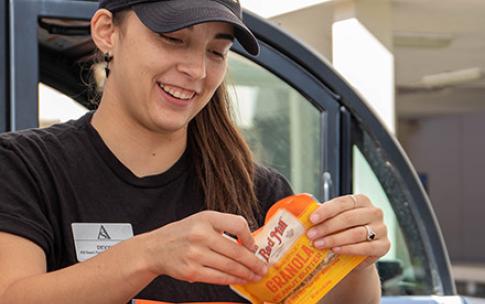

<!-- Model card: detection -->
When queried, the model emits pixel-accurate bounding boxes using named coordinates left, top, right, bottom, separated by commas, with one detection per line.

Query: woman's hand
left=140, top=211, right=268, bottom=285
left=306, top=194, right=390, bottom=269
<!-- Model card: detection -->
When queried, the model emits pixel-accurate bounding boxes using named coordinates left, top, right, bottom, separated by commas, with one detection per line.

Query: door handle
left=322, top=171, right=333, bottom=202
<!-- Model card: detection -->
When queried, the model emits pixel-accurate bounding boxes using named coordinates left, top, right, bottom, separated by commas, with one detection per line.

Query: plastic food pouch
left=132, top=301, right=237, bottom=304
left=230, top=193, right=366, bottom=304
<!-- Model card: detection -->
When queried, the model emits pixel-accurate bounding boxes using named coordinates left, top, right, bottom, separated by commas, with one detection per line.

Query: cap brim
left=132, top=0, right=260, bottom=56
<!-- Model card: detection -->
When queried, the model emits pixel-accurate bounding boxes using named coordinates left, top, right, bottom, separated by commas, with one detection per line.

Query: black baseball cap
left=98, top=0, right=260, bottom=55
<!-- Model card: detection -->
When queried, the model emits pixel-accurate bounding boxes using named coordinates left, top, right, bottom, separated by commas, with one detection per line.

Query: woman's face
left=107, top=11, right=234, bottom=134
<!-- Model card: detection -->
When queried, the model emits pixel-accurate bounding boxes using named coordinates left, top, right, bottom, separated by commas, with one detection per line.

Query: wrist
left=131, top=231, right=164, bottom=278
left=120, top=234, right=159, bottom=283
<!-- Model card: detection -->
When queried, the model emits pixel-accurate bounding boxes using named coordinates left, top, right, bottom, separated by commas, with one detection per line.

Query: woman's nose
left=177, top=50, right=207, bottom=80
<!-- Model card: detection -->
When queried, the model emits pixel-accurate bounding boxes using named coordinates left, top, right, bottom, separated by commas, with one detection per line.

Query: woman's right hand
left=140, top=211, right=268, bottom=285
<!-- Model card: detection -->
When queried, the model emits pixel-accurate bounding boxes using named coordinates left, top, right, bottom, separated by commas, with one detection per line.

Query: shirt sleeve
left=0, top=138, right=54, bottom=256
left=254, top=165, right=294, bottom=226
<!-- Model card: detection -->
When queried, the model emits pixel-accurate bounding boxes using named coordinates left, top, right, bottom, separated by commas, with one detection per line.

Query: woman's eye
left=159, top=34, right=184, bottom=45
left=210, top=50, right=226, bottom=59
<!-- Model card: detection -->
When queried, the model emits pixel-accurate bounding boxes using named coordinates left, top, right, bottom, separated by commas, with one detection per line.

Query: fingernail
left=307, top=229, right=317, bottom=239
left=237, top=279, right=248, bottom=285
left=310, top=214, right=320, bottom=224
left=261, top=265, right=268, bottom=275
left=314, top=240, right=325, bottom=248
left=252, top=244, right=259, bottom=253
left=252, top=274, right=263, bottom=281
left=332, top=247, right=341, bottom=253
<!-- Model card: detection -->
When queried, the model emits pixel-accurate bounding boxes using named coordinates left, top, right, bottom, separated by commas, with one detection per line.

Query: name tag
left=72, top=223, right=134, bottom=262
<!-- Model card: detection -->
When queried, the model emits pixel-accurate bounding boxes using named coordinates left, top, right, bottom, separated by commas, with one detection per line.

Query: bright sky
left=240, top=0, right=332, bottom=18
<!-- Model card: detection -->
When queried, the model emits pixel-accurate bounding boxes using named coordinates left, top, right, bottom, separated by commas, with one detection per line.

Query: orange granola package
left=230, top=194, right=366, bottom=304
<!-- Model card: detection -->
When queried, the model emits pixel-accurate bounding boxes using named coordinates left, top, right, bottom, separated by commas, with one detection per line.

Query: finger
left=310, top=194, right=371, bottom=224
left=209, top=233, right=268, bottom=276
left=330, top=238, right=391, bottom=257
left=307, top=207, right=384, bottom=240
left=205, top=212, right=256, bottom=252
left=188, top=266, right=250, bottom=286
left=197, top=248, right=263, bottom=282
left=312, top=224, right=387, bottom=249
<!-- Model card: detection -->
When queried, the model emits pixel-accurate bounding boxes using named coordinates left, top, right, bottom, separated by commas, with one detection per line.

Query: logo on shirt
left=97, top=225, right=111, bottom=240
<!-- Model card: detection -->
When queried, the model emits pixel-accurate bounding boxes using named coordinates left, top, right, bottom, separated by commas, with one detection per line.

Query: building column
left=332, top=0, right=395, bottom=133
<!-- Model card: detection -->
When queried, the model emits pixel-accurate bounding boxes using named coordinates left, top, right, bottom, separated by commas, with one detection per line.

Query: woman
left=0, top=0, right=390, bottom=303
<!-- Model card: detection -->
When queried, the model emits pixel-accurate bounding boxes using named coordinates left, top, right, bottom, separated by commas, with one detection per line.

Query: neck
left=91, top=95, right=187, bottom=178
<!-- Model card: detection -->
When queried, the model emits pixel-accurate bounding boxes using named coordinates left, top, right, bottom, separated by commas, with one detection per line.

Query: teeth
left=159, top=83, right=194, bottom=100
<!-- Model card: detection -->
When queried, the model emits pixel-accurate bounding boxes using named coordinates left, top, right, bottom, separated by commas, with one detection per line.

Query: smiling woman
left=0, top=0, right=389, bottom=303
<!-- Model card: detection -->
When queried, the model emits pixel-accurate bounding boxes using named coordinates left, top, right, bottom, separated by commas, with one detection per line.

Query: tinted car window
left=353, top=128, right=436, bottom=295
left=227, top=53, right=322, bottom=195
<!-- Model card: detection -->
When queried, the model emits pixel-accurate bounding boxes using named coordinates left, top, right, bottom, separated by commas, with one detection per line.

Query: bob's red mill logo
left=255, top=216, right=289, bottom=263
left=252, top=209, right=305, bottom=265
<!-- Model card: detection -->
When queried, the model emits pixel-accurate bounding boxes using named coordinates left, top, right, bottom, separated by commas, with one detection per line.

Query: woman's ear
left=91, top=9, right=116, bottom=53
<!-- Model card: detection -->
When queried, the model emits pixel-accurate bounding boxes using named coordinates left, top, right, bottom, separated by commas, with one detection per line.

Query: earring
left=103, top=52, right=113, bottom=77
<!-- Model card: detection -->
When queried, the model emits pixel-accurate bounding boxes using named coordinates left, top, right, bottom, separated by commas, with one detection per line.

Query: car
left=0, top=0, right=481, bottom=303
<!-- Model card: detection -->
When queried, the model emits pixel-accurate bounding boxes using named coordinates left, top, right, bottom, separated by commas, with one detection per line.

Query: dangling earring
left=104, top=52, right=113, bottom=77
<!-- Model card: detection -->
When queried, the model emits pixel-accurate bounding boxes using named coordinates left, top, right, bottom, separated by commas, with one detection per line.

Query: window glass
left=227, top=53, right=322, bottom=195
left=38, top=17, right=91, bottom=129
left=38, top=83, right=88, bottom=128
left=353, top=130, right=434, bottom=295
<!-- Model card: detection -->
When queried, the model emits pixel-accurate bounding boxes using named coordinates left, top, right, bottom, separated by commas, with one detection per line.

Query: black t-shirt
left=0, top=111, right=293, bottom=303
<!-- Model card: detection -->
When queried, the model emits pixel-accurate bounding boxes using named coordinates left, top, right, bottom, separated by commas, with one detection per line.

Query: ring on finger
left=350, top=194, right=358, bottom=209
left=364, top=225, right=376, bottom=241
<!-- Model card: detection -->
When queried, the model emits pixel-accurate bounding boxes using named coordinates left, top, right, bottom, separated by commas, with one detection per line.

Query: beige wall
left=270, top=3, right=333, bottom=60
left=399, top=112, right=485, bottom=263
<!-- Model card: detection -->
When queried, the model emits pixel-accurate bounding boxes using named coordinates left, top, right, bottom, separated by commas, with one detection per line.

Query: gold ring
left=350, top=194, right=358, bottom=209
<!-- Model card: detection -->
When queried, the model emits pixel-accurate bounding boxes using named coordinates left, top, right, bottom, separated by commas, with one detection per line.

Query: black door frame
left=0, top=0, right=7, bottom=133
left=8, top=0, right=94, bottom=131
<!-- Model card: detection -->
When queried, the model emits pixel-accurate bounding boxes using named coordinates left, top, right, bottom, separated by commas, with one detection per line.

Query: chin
left=151, top=118, right=189, bottom=134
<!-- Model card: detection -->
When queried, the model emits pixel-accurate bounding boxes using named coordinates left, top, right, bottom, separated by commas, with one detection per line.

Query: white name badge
left=72, top=223, right=134, bottom=262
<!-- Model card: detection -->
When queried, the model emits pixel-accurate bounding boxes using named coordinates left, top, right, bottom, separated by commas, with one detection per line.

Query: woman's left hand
left=306, top=194, right=391, bottom=269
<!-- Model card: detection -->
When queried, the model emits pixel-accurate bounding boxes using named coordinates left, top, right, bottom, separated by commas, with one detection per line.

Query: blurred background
left=38, top=0, right=485, bottom=298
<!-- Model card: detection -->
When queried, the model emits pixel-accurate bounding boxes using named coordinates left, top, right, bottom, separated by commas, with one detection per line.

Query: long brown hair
left=188, top=83, right=260, bottom=229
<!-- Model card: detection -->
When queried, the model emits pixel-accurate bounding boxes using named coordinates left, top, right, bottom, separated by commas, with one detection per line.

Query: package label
left=230, top=194, right=366, bottom=304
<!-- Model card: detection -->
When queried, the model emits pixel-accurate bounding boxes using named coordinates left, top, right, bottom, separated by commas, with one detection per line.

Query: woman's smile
left=157, top=82, right=197, bottom=108
left=98, top=13, right=232, bottom=133
left=158, top=83, right=197, bottom=100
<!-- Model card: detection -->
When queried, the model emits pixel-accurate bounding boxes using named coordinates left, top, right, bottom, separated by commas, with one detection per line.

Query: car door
left=0, top=0, right=7, bottom=133
left=3, top=0, right=457, bottom=302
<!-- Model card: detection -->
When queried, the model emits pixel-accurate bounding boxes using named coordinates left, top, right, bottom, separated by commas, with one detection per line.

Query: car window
left=227, top=52, right=322, bottom=195
left=353, top=128, right=435, bottom=295
left=39, top=83, right=88, bottom=128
